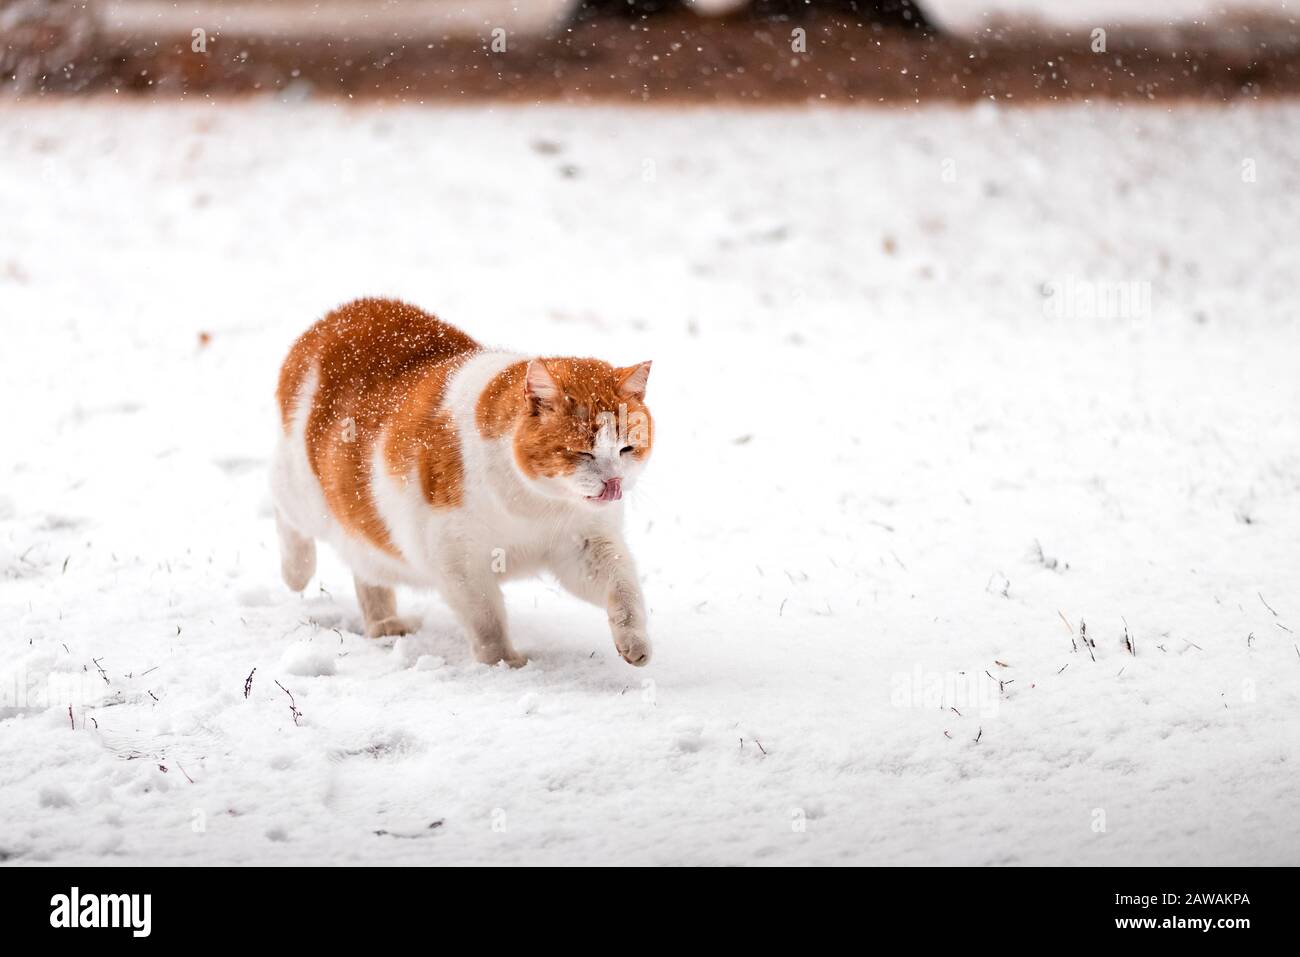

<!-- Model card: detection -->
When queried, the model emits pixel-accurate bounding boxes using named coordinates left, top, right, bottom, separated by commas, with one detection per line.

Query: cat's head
left=511, top=358, right=653, bottom=507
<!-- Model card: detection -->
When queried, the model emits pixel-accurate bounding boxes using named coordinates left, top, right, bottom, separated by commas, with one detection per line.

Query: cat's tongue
left=590, top=478, right=623, bottom=503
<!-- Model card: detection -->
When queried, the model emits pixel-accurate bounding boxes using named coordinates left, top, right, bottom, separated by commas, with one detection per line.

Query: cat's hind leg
left=276, top=510, right=316, bottom=592
left=354, top=577, right=420, bottom=639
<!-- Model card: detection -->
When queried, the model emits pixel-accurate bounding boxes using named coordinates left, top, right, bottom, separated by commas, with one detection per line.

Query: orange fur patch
left=475, top=360, right=528, bottom=440
left=276, top=298, right=478, bottom=555
left=385, top=375, right=465, bottom=510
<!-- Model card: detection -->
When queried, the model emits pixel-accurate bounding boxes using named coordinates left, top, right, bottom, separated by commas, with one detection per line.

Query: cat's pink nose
left=598, top=477, right=622, bottom=502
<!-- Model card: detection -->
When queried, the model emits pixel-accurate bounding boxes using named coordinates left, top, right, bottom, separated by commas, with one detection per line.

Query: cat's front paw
left=614, top=631, right=652, bottom=667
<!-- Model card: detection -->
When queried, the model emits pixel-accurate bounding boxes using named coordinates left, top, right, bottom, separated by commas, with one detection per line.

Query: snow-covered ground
left=97, top=0, right=1297, bottom=39
left=97, top=0, right=568, bottom=39
left=929, top=0, right=1297, bottom=30
left=2, top=100, right=1298, bottom=866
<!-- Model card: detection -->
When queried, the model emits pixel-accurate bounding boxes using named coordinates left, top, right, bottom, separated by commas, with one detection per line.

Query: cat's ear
left=617, top=361, right=652, bottom=400
left=524, top=359, right=562, bottom=411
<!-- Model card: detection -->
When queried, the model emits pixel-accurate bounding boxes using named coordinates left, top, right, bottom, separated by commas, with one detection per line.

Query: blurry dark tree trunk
left=570, top=0, right=689, bottom=20
left=749, top=0, right=934, bottom=31
left=570, top=0, right=937, bottom=32
left=0, top=0, right=102, bottom=92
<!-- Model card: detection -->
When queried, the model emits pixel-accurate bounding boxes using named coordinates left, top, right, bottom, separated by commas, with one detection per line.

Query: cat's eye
left=573, top=451, right=594, bottom=460
left=619, top=446, right=634, bottom=455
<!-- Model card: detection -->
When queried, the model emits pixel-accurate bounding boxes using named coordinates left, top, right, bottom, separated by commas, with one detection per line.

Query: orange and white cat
left=271, top=298, right=653, bottom=667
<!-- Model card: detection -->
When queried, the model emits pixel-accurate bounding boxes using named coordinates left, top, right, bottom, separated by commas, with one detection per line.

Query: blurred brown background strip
left=4, top=0, right=1300, bottom=103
